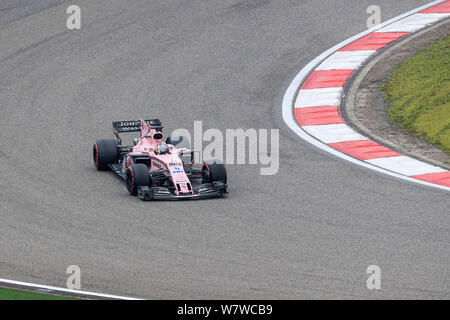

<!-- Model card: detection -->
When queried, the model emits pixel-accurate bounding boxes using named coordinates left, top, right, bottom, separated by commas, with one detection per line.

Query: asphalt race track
left=0, top=0, right=448, bottom=299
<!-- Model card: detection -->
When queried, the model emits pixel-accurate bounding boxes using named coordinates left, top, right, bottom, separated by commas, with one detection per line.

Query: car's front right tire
left=202, top=160, right=227, bottom=184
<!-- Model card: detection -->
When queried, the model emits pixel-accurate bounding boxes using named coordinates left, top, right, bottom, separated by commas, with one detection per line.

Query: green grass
left=0, top=287, right=78, bottom=300
left=381, top=34, right=450, bottom=154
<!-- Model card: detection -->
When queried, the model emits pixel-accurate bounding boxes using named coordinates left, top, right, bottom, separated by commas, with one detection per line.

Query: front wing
left=108, top=164, right=227, bottom=200
left=137, top=182, right=228, bottom=201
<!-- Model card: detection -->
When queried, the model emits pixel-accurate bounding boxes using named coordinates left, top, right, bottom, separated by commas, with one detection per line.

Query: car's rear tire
left=93, top=139, right=119, bottom=171
left=202, top=160, right=227, bottom=184
left=126, top=164, right=151, bottom=196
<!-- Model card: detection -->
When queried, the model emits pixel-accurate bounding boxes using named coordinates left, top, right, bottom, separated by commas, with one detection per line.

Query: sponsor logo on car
left=172, top=167, right=183, bottom=174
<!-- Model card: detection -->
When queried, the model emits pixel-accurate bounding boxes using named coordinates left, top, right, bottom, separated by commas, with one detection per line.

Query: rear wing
left=113, top=119, right=163, bottom=145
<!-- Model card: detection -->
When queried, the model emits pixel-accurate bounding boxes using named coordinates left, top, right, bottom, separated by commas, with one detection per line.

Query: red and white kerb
left=293, top=1, right=450, bottom=187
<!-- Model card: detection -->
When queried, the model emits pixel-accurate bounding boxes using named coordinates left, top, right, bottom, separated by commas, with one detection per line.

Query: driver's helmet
left=155, top=143, right=169, bottom=155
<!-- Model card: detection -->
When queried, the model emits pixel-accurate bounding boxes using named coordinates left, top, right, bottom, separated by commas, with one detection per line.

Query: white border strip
left=0, top=278, right=142, bottom=300
left=282, top=0, right=450, bottom=192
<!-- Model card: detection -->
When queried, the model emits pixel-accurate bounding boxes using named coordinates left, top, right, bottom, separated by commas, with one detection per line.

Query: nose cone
left=168, top=162, right=193, bottom=195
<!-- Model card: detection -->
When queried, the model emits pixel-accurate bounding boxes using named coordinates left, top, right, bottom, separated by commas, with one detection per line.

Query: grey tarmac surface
left=0, top=0, right=448, bottom=299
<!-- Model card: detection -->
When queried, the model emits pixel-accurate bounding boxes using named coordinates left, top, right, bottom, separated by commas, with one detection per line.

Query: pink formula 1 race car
left=93, top=119, right=228, bottom=200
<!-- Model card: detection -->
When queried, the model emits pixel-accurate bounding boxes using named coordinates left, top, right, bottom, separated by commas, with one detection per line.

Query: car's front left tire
left=126, top=164, right=151, bottom=196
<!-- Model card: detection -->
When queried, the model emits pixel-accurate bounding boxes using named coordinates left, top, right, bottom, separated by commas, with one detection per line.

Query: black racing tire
left=126, top=164, right=151, bottom=196
left=202, top=160, right=227, bottom=184
left=93, top=139, right=119, bottom=171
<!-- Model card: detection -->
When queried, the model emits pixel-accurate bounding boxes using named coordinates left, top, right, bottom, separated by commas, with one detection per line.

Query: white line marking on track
left=0, top=278, right=142, bottom=300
